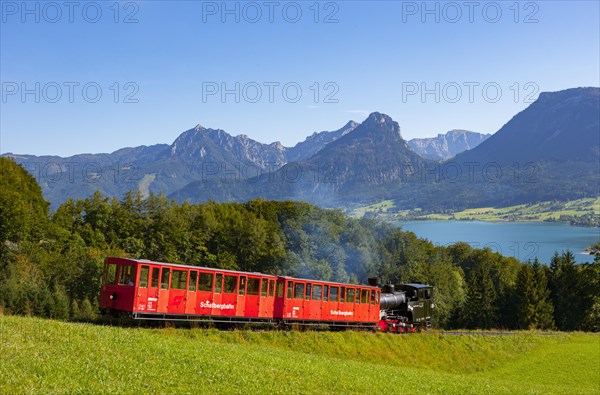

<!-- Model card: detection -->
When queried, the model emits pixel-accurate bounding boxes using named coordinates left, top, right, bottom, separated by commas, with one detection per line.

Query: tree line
left=0, top=157, right=598, bottom=330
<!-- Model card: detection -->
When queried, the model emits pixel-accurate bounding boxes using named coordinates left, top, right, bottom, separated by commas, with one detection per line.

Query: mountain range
left=3, top=87, right=599, bottom=210
left=408, top=130, right=491, bottom=160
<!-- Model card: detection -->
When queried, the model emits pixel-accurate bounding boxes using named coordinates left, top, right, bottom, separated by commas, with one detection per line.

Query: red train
left=100, top=257, right=434, bottom=331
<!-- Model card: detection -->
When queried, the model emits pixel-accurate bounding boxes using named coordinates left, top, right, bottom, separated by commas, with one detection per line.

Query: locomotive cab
left=397, top=283, right=434, bottom=328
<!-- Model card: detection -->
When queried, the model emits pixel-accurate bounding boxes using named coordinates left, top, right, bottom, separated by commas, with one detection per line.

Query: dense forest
left=0, top=157, right=598, bottom=330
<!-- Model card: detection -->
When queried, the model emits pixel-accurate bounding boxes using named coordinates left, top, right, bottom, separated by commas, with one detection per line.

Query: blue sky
left=1, top=0, right=599, bottom=156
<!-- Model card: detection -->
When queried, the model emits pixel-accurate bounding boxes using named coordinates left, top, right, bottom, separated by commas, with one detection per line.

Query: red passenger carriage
left=100, top=257, right=381, bottom=328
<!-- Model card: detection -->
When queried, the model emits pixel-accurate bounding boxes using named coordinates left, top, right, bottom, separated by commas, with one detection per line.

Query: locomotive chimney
left=368, top=277, right=380, bottom=287
left=382, top=283, right=395, bottom=294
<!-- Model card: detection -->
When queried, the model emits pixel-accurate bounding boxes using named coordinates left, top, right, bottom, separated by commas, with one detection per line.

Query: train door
left=328, top=286, right=340, bottom=322
left=244, top=276, right=260, bottom=317
left=157, top=267, right=171, bottom=313
left=237, top=275, right=247, bottom=317
left=185, top=270, right=198, bottom=315
left=221, top=274, right=238, bottom=317
left=169, top=269, right=187, bottom=314
left=345, top=287, right=357, bottom=321
left=356, top=288, right=369, bottom=321
left=368, top=289, right=379, bottom=322
left=197, top=271, right=216, bottom=316
left=420, top=287, right=433, bottom=325
left=289, top=281, right=305, bottom=319
left=145, top=266, right=159, bottom=312
left=338, top=286, right=351, bottom=322
left=258, top=278, right=268, bottom=317
left=267, top=279, right=275, bottom=317
left=303, top=283, right=312, bottom=320
left=309, top=283, right=323, bottom=320
left=135, top=265, right=150, bottom=312
left=273, top=279, right=286, bottom=319
left=258, top=278, right=275, bottom=318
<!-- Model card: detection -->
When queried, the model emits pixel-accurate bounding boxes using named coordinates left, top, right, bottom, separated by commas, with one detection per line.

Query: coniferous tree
left=531, top=260, right=555, bottom=330
left=464, top=259, right=497, bottom=329
left=80, top=298, right=96, bottom=321
left=515, top=263, right=536, bottom=329
left=50, top=284, right=70, bottom=320
left=578, top=260, right=600, bottom=332
left=70, top=299, right=80, bottom=320
left=549, top=251, right=581, bottom=330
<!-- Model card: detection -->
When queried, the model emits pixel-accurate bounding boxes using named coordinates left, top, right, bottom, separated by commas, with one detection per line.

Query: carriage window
left=330, top=287, right=339, bottom=302
left=424, top=289, right=431, bottom=299
left=312, top=284, right=322, bottom=300
left=119, top=265, right=136, bottom=286
left=189, top=271, right=197, bottom=292
left=214, top=273, right=222, bottom=294
left=370, top=290, right=376, bottom=305
left=261, top=279, right=268, bottom=297
left=160, top=268, right=170, bottom=290
left=361, top=289, right=369, bottom=304
left=276, top=281, right=284, bottom=298
left=238, top=276, right=246, bottom=295
left=347, top=288, right=355, bottom=303
left=269, top=280, right=275, bottom=297
left=305, top=284, right=311, bottom=300
left=199, top=272, right=213, bottom=292
left=224, top=275, right=237, bottom=294
left=287, top=282, right=293, bottom=299
left=247, top=278, right=260, bottom=296
left=139, top=266, right=149, bottom=288
left=340, top=287, right=346, bottom=303
left=376, top=291, right=380, bottom=304
left=324, top=285, right=329, bottom=301
left=106, top=264, right=117, bottom=285
left=294, top=283, right=304, bottom=300
left=151, top=268, right=159, bottom=288
left=171, top=270, right=187, bottom=290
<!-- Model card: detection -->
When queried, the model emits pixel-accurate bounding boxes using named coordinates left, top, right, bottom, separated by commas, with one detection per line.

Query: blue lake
left=395, top=221, right=600, bottom=264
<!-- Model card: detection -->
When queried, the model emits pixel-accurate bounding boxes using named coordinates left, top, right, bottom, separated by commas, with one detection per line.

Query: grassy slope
left=1, top=316, right=598, bottom=394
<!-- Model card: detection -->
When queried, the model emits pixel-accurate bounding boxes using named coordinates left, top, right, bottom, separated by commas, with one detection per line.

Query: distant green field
left=1, top=316, right=598, bottom=394
left=352, top=197, right=600, bottom=225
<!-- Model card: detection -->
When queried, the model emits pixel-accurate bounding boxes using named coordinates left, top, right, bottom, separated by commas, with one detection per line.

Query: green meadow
left=352, top=197, right=600, bottom=224
left=1, top=315, right=598, bottom=394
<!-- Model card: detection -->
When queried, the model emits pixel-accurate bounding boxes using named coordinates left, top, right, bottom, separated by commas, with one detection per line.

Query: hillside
left=455, top=87, right=600, bottom=164
left=1, top=316, right=598, bottom=394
